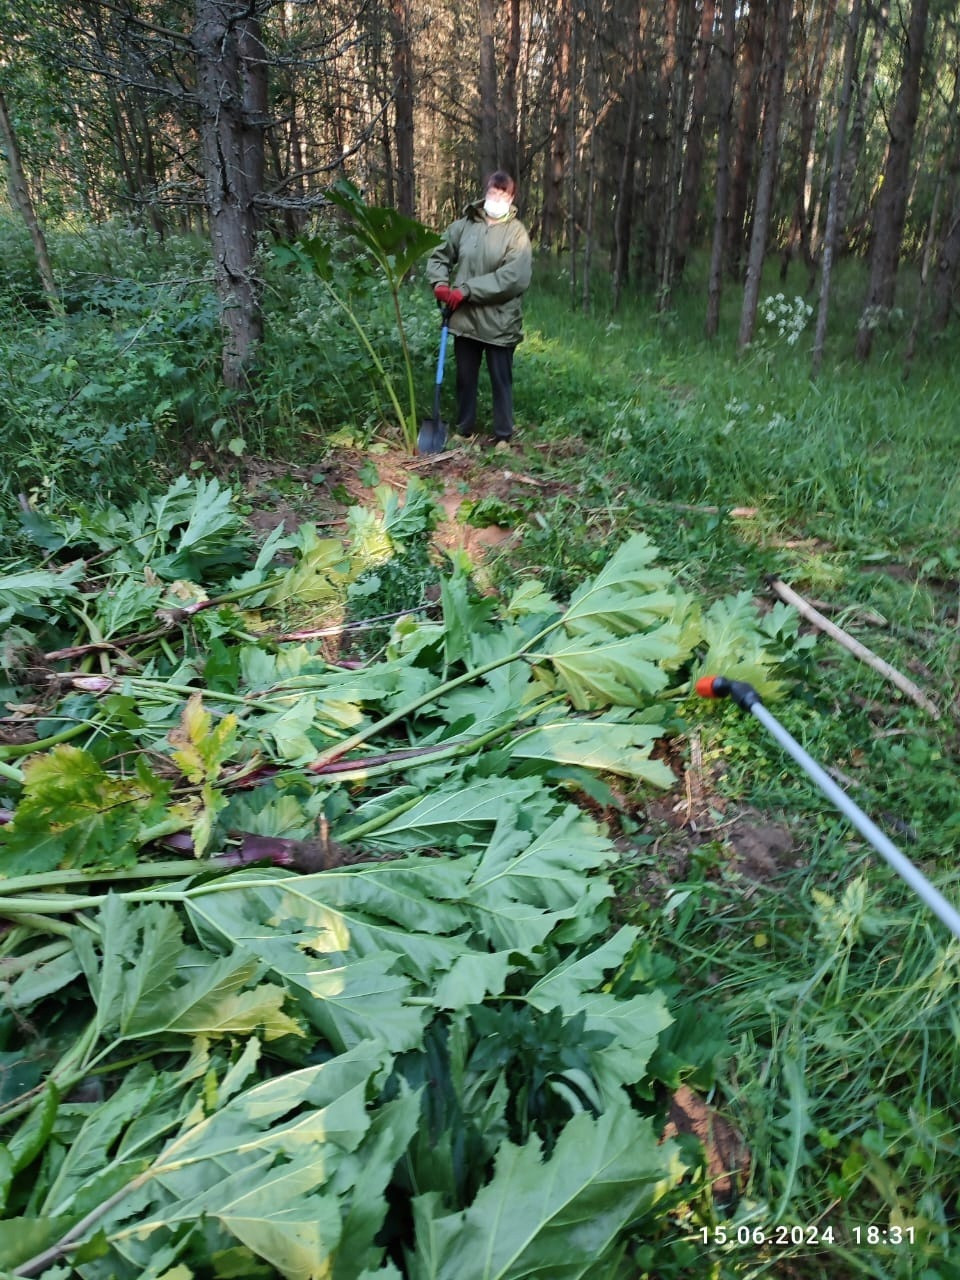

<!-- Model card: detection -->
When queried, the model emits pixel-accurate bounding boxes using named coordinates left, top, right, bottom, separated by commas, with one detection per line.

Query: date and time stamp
left=699, top=1223, right=917, bottom=1248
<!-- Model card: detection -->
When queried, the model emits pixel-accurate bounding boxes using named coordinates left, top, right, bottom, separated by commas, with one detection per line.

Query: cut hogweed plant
left=0, top=476, right=803, bottom=1277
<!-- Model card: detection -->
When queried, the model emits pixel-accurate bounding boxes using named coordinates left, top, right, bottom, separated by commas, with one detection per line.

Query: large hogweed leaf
left=695, top=590, right=816, bottom=697
left=408, top=1105, right=684, bottom=1280
left=560, top=533, right=681, bottom=637
left=265, top=524, right=351, bottom=608
left=183, top=857, right=488, bottom=1051
left=518, top=537, right=691, bottom=710
left=94, top=574, right=165, bottom=638
left=7, top=1044, right=408, bottom=1280
left=346, top=478, right=440, bottom=574
left=184, top=872, right=431, bottom=1052
left=74, top=896, right=303, bottom=1045
left=510, top=718, right=674, bottom=786
left=0, top=562, right=84, bottom=626
left=325, top=177, right=443, bottom=283
left=466, top=805, right=617, bottom=929
left=350, top=776, right=551, bottom=852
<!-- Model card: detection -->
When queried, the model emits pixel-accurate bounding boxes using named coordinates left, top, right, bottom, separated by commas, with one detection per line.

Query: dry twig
left=769, top=578, right=940, bottom=720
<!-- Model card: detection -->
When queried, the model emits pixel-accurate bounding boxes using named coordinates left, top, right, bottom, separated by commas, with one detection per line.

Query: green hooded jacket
left=425, top=199, right=532, bottom=347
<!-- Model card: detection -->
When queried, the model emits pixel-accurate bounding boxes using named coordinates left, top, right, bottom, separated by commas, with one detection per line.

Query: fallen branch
left=405, top=449, right=463, bottom=468
left=500, top=469, right=549, bottom=488
left=768, top=578, right=940, bottom=720
left=637, top=498, right=758, bottom=518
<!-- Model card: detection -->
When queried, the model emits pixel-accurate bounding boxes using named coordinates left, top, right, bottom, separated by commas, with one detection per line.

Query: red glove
left=434, top=283, right=466, bottom=310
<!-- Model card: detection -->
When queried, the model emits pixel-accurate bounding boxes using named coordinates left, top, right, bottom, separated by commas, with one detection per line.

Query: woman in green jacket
left=426, top=171, right=532, bottom=446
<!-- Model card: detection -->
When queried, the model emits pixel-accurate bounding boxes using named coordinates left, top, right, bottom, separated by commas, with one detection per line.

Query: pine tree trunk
left=656, top=0, right=691, bottom=309
left=926, top=61, right=960, bottom=335
left=193, top=0, right=266, bottom=390
left=675, top=0, right=717, bottom=279
left=932, top=202, right=960, bottom=333
left=568, top=13, right=578, bottom=304
left=478, top=0, right=499, bottom=177
left=612, top=29, right=642, bottom=309
left=902, top=153, right=945, bottom=374
left=855, top=0, right=930, bottom=361
left=727, top=0, right=767, bottom=279
left=541, top=0, right=572, bottom=248
left=582, top=121, right=597, bottom=312
left=501, top=0, right=521, bottom=181
left=780, top=0, right=837, bottom=281
left=706, top=0, right=737, bottom=337
left=812, top=0, right=862, bottom=375
left=738, top=0, right=792, bottom=351
left=389, top=0, right=416, bottom=215
left=0, top=82, right=62, bottom=315
left=836, top=2, right=890, bottom=247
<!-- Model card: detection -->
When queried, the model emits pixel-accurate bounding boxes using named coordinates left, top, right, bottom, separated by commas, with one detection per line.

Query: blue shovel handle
left=436, top=323, right=449, bottom=385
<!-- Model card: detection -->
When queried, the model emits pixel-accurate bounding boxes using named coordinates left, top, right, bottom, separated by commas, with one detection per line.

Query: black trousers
left=454, top=337, right=516, bottom=440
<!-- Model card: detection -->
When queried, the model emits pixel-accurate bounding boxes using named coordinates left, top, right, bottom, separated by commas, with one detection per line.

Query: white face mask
left=484, top=195, right=511, bottom=220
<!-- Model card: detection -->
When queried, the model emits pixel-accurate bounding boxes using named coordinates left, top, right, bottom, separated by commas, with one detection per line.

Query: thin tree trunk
left=728, top=0, right=767, bottom=278
left=738, top=0, right=792, bottom=350
left=568, top=12, right=578, bottom=304
left=541, top=0, right=572, bottom=248
left=501, top=0, right=521, bottom=180
left=580, top=7, right=602, bottom=312
left=706, top=0, right=737, bottom=336
left=780, top=0, right=837, bottom=281
left=932, top=202, right=960, bottom=333
left=0, top=82, right=62, bottom=315
left=912, top=53, right=960, bottom=345
left=902, top=155, right=944, bottom=374
left=613, top=24, right=643, bottom=310
left=582, top=127, right=597, bottom=312
left=137, top=102, right=166, bottom=240
left=932, top=64, right=960, bottom=335
left=389, top=0, right=415, bottom=215
left=193, top=0, right=266, bottom=390
left=657, top=0, right=691, bottom=310
left=675, top=0, right=717, bottom=279
left=812, top=0, right=862, bottom=375
left=478, top=0, right=498, bottom=177
left=836, top=1, right=890, bottom=249
left=855, top=0, right=930, bottom=361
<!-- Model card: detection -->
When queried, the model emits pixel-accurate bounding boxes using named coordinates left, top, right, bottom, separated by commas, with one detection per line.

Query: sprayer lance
left=696, top=675, right=960, bottom=943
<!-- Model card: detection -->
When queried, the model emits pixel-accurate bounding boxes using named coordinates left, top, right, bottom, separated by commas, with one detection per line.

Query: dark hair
left=485, top=170, right=516, bottom=197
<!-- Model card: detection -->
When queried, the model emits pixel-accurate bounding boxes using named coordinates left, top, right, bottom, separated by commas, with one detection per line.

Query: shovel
left=697, top=675, right=960, bottom=942
left=417, top=305, right=453, bottom=455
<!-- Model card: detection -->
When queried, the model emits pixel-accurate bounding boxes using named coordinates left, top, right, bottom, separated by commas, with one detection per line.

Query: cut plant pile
left=0, top=475, right=814, bottom=1277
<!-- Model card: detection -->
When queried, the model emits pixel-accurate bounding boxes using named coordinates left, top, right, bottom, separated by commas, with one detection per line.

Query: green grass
left=510, top=256, right=960, bottom=1275
left=517, top=256, right=960, bottom=565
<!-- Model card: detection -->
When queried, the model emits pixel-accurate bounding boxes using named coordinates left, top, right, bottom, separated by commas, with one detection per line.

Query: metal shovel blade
left=417, top=413, right=448, bottom=454
left=417, top=315, right=451, bottom=455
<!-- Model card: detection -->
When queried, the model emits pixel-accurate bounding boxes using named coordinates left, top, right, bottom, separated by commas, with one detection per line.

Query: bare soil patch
left=664, top=1084, right=751, bottom=1204
left=237, top=439, right=569, bottom=570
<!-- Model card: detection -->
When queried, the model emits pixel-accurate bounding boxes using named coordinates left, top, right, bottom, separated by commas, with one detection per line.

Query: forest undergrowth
left=1, top=220, right=960, bottom=1278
